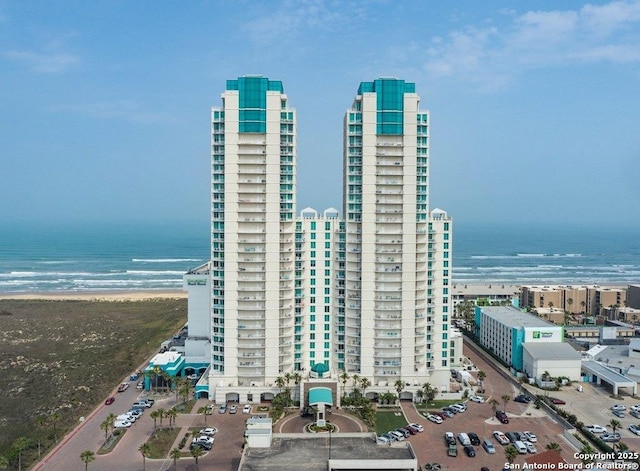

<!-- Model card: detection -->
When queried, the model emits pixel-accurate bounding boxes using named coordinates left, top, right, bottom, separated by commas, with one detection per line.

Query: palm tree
left=566, top=297, right=573, bottom=314
left=501, top=394, right=510, bottom=413
left=49, top=411, right=61, bottom=443
left=394, top=379, right=404, bottom=411
left=106, top=413, right=116, bottom=433
left=505, top=445, right=518, bottom=464
left=166, top=408, right=178, bottom=429
left=292, top=372, right=302, bottom=403
left=13, top=437, right=31, bottom=471
left=170, top=447, right=181, bottom=470
left=80, top=450, right=95, bottom=471
left=360, top=377, right=371, bottom=399
left=489, top=398, right=499, bottom=418
left=546, top=442, right=562, bottom=453
left=580, top=300, right=586, bottom=315
left=275, top=376, right=286, bottom=394
left=197, top=406, right=209, bottom=425
left=157, top=407, right=166, bottom=427
left=100, top=418, right=111, bottom=442
left=579, top=444, right=596, bottom=464
left=34, top=415, right=48, bottom=458
left=477, top=370, right=486, bottom=385
left=138, top=443, right=151, bottom=470
left=415, top=389, right=424, bottom=409
left=609, top=419, right=621, bottom=434
left=190, top=443, right=205, bottom=470
left=340, top=372, right=349, bottom=398
left=150, top=410, right=160, bottom=430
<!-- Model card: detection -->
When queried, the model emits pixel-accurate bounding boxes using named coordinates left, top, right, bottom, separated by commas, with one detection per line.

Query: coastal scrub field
left=0, top=298, right=186, bottom=468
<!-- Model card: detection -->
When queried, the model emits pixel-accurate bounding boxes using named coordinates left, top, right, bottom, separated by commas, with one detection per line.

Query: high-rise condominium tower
left=342, top=79, right=450, bottom=388
left=210, top=76, right=297, bottom=392
left=191, top=76, right=452, bottom=404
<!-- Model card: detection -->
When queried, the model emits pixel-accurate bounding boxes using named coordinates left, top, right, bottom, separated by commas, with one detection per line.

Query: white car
left=470, top=395, right=485, bottom=403
left=522, top=431, right=537, bottom=442
left=242, top=404, right=252, bottom=414
left=631, top=405, right=640, bottom=412
left=611, top=404, right=626, bottom=412
left=525, top=441, right=537, bottom=454
left=114, top=420, right=132, bottom=428
left=389, top=430, right=405, bottom=441
left=586, top=425, right=607, bottom=433
left=452, top=403, right=467, bottom=412
left=427, top=414, right=443, bottom=424
left=199, top=427, right=217, bottom=436
left=408, top=423, right=424, bottom=432
left=629, top=424, right=640, bottom=436
left=229, top=405, right=238, bottom=414
left=192, top=435, right=214, bottom=446
left=493, top=431, right=509, bottom=445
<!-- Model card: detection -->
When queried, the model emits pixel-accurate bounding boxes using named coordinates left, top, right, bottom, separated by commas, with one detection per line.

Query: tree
left=415, top=389, right=424, bottom=409
left=609, top=419, right=621, bottom=434
left=275, top=376, right=286, bottom=394
left=394, top=379, right=404, bottom=411
left=190, top=444, right=205, bottom=470
left=505, top=445, right=518, bottom=464
left=489, top=398, right=499, bottom=418
left=80, top=450, right=95, bottom=471
left=170, top=447, right=181, bottom=470
left=34, top=415, right=48, bottom=458
left=197, top=406, right=210, bottom=425
left=546, top=442, right=562, bottom=453
left=166, top=408, right=178, bottom=429
left=340, top=372, right=349, bottom=398
left=501, top=394, right=510, bottom=413
left=579, top=444, right=596, bottom=464
left=150, top=410, right=160, bottom=430
left=100, top=419, right=111, bottom=442
left=157, top=408, right=166, bottom=427
left=580, top=300, right=586, bottom=315
left=476, top=370, right=486, bottom=384
left=292, top=372, right=302, bottom=403
left=360, top=377, right=371, bottom=399
left=13, top=437, right=31, bottom=471
left=139, top=442, right=151, bottom=470
left=179, top=378, right=192, bottom=403
left=49, top=411, right=62, bottom=443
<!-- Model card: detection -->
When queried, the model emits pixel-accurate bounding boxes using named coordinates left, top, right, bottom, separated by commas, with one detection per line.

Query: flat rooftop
left=240, top=435, right=415, bottom=471
left=479, top=306, right=556, bottom=329
left=523, top=342, right=581, bottom=361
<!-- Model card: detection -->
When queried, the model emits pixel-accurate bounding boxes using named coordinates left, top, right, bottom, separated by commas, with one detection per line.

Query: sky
left=1, top=0, right=639, bottom=227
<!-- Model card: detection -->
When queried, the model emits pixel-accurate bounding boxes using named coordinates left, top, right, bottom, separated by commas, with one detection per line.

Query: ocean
left=0, top=221, right=638, bottom=293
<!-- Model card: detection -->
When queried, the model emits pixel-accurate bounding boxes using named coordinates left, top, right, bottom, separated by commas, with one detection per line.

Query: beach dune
left=0, top=290, right=187, bottom=301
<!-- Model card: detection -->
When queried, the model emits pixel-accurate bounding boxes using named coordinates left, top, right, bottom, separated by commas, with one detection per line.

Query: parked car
left=630, top=405, right=640, bottom=412
left=522, top=431, right=537, bottom=442
left=243, top=404, right=252, bottom=414
left=434, top=411, right=447, bottom=420
left=444, top=432, right=456, bottom=446
left=550, top=398, right=566, bottom=404
left=396, top=428, right=410, bottom=438
left=482, top=439, right=496, bottom=454
left=218, top=404, right=227, bottom=414
left=463, top=445, right=476, bottom=457
left=441, top=409, right=455, bottom=418
left=136, top=381, right=144, bottom=390
left=631, top=410, right=640, bottom=419
left=199, top=427, right=216, bottom=436
left=470, top=395, right=485, bottom=403
left=496, top=410, right=509, bottom=424
left=514, top=394, right=532, bottom=403
left=127, top=409, right=143, bottom=419
left=525, top=442, right=537, bottom=454
left=113, top=420, right=132, bottom=428
left=229, top=405, right=238, bottom=414
left=611, top=404, right=626, bottom=411
left=389, top=430, right=405, bottom=441
left=117, top=382, right=130, bottom=393
left=427, top=414, right=443, bottom=424
left=586, top=425, right=607, bottom=433
left=402, top=426, right=417, bottom=435
left=104, top=397, right=115, bottom=405
left=408, top=423, right=424, bottom=432
left=600, top=433, right=621, bottom=442
left=505, top=432, right=518, bottom=444
left=493, top=431, right=509, bottom=445
left=613, top=409, right=626, bottom=418
left=629, top=424, right=640, bottom=436
left=468, top=432, right=480, bottom=446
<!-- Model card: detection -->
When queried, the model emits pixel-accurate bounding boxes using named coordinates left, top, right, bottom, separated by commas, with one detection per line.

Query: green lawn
left=376, top=411, right=408, bottom=435
left=145, top=427, right=181, bottom=458
left=416, top=399, right=460, bottom=410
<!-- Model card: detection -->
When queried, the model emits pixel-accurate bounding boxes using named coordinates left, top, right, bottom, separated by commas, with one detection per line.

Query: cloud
left=422, top=0, right=640, bottom=90
left=50, top=101, right=175, bottom=125
left=4, top=37, right=80, bottom=74
left=242, top=0, right=367, bottom=45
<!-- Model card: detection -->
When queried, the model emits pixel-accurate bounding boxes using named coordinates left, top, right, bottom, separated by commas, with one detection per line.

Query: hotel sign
left=532, top=331, right=553, bottom=339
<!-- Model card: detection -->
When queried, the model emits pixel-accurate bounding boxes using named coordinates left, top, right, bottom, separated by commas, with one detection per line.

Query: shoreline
left=0, top=289, right=187, bottom=301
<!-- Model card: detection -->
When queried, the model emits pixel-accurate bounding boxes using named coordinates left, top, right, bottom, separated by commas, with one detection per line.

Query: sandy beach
left=0, top=290, right=187, bottom=301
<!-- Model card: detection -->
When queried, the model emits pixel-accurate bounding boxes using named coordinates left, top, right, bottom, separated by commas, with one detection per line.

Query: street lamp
left=328, top=421, right=332, bottom=460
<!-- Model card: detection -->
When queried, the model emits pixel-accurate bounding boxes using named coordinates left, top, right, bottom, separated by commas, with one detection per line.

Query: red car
left=551, top=398, right=566, bottom=405
left=104, top=397, right=115, bottom=405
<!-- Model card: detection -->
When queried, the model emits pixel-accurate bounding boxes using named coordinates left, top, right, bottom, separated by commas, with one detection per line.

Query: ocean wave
left=125, top=270, right=186, bottom=276
left=132, top=258, right=203, bottom=263
left=470, top=253, right=583, bottom=259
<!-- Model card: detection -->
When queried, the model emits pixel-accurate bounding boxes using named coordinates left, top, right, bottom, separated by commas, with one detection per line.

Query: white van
left=457, top=432, right=471, bottom=446
left=514, top=441, right=528, bottom=454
